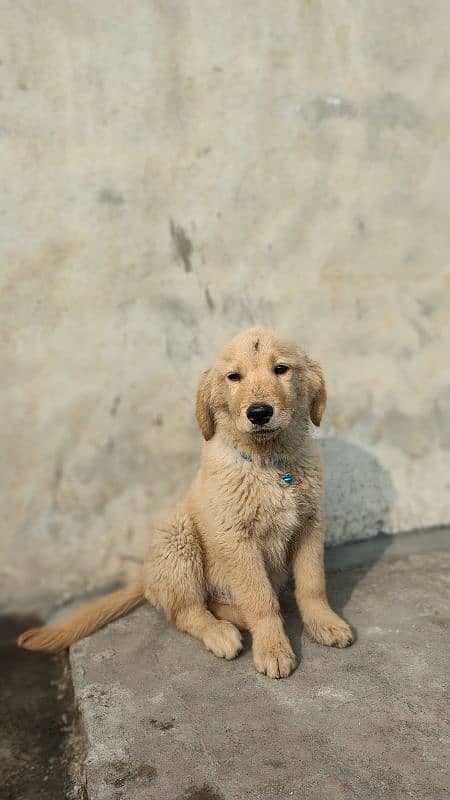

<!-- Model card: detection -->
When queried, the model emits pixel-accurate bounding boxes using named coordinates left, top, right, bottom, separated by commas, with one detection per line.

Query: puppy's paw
left=305, top=613, right=353, bottom=649
left=253, top=639, right=297, bottom=679
left=203, top=621, right=243, bottom=660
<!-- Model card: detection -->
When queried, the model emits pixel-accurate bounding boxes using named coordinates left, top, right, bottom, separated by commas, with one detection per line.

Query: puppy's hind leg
left=144, top=509, right=242, bottom=661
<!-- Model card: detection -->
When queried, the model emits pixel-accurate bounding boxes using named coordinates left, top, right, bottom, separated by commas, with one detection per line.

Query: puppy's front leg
left=220, top=539, right=297, bottom=678
left=293, top=515, right=353, bottom=648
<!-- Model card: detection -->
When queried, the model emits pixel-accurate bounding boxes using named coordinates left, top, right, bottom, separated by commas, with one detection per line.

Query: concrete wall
left=2, top=1, right=449, bottom=613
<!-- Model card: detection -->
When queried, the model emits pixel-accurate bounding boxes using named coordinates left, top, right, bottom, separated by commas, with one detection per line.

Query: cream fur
left=18, top=327, right=352, bottom=678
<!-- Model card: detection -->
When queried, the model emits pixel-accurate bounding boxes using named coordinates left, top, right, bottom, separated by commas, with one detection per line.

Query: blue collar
left=237, top=450, right=294, bottom=485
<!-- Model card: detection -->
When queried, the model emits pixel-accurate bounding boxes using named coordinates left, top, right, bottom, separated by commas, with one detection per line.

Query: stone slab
left=71, top=547, right=450, bottom=800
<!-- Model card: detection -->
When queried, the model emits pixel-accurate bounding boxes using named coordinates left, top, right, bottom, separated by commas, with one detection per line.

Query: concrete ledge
left=325, top=525, right=450, bottom=572
left=71, top=540, right=450, bottom=799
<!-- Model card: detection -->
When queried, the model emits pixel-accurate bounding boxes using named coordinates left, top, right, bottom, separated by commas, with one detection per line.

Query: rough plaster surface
left=1, top=1, right=450, bottom=611
left=70, top=549, right=450, bottom=800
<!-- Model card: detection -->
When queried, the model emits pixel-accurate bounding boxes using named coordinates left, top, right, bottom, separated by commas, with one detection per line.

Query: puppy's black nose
left=246, top=403, right=274, bottom=426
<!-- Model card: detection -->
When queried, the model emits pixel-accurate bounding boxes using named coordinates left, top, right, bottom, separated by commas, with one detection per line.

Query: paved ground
left=0, top=615, right=86, bottom=800
left=70, top=541, right=450, bottom=800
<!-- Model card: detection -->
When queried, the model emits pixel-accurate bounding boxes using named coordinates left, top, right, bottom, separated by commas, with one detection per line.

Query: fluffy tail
left=17, top=578, right=145, bottom=653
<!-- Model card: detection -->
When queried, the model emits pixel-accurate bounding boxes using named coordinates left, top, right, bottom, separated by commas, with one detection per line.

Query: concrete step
left=70, top=541, right=450, bottom=800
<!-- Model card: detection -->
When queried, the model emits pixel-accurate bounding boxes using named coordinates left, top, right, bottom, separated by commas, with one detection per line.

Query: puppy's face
left=219, top=335, right=297, bottom=438
left=196, top=327, right=326, bottom=443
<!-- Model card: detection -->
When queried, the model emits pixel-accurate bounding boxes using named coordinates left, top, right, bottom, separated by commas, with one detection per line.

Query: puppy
left=18, top=327, right=353, bottom=678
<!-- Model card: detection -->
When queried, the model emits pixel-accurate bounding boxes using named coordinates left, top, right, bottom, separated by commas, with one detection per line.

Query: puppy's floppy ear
left=306, top=357, right=327, bottom=427
left=196, top=369, right=215, bottom=440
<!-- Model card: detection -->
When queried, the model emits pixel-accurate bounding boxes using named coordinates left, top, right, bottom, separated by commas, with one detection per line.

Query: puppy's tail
left=17, top=577, right=145, bottom=653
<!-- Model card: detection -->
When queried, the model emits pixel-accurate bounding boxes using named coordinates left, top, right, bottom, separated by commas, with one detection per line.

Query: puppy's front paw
left=203, top=621, right=243, bottom=660
left=305, top=612, right=353, bottom=649
left=253, top=639, right=297, bottom=679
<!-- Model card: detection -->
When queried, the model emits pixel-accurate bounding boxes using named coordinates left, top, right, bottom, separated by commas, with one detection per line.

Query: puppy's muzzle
left=246, top=403, right=274, bottom=426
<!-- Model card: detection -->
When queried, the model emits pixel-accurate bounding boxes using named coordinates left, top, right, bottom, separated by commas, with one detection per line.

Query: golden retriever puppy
left=18, top=327, right=352, bottom=678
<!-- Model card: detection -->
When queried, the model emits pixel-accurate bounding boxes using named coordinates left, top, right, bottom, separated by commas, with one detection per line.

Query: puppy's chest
left=219, top=464, right=314, bottom=541
left=251, top=475, right=298, bottom=538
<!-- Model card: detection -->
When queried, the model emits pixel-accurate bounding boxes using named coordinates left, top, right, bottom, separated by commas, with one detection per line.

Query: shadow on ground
left=0, top=616, right=86, bottom=800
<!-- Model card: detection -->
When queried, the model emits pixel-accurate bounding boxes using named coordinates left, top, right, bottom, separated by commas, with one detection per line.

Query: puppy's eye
left=227, top=372, right=241, bottom=382
left=274, top=364, right=289, bottom=375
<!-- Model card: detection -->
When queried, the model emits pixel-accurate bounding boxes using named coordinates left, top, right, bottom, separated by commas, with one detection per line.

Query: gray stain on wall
left=97, top=187, right=125, bottom=206
left=170, top=219, right=193, bottom=272
left=204, top=287, right=215, bottom=312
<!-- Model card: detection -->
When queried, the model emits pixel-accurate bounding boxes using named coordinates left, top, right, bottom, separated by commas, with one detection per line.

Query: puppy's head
left=196, top=327, right=326, bottom=443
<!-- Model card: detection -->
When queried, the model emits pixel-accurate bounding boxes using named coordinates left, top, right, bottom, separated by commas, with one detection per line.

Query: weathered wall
left=1, top=1, right=449, bottom=613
